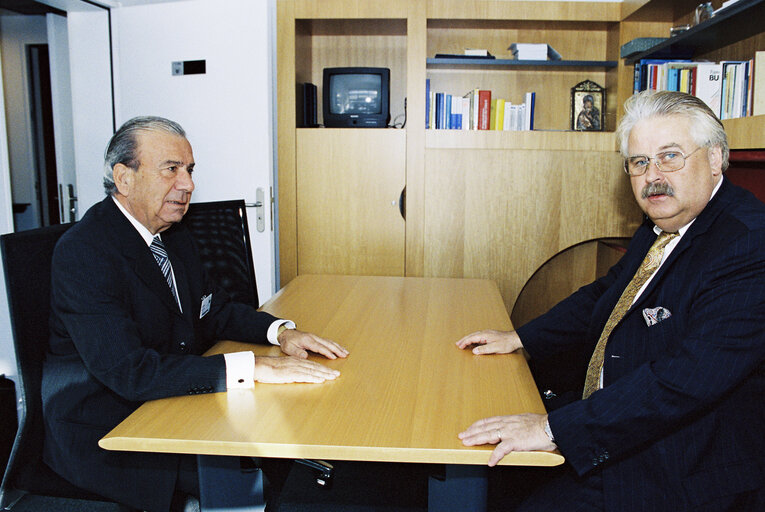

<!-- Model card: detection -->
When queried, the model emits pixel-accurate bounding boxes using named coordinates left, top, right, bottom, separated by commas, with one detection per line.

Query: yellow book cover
left=495, top=99, right=506, bottom=131
left=490, top=99, right=497, bottom=130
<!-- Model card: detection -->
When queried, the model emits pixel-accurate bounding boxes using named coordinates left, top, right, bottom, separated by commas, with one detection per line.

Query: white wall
left=111, top=0, right=276, bottom=302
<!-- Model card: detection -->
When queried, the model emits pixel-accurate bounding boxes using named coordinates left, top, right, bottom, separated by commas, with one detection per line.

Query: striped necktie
left=582, top=231, right=678, bottom=399
left=150, top=236, right=181, bottom=309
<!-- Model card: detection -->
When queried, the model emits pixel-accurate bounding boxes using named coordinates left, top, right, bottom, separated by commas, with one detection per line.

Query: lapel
left=630, top=177, right=733, bottom=312
left=101, top=197, right=185, bottom=318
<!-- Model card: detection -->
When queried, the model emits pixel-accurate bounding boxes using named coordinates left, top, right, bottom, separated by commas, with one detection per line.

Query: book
left=754, top=51, right=765, bottom=116
left=425, top=79, right=430, bottom=129
left=461, top=97, right=471, bottom=130
left=524, top=92, right=536, bottom=130
left=508, top=43, right=561, bottom=61
left=478, top=90, right=491, bottom=130
left=695, top=62, right=723, bottom=116
left=464, top=48, right=492, bottom=57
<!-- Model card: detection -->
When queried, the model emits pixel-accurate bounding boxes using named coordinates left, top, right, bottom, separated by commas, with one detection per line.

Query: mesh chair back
left=181, top=200, right=259, bottom=307
left=0, top=223, right=112, bottom=506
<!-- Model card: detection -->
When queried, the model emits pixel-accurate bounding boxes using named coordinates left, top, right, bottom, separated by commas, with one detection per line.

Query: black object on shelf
left=625, top=0, right=765, bottom=64
left=433, top=53, right=496, bottom=60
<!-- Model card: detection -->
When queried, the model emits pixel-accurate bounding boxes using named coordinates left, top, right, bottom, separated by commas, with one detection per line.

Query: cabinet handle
left=399, top=187, right=406, bottom=221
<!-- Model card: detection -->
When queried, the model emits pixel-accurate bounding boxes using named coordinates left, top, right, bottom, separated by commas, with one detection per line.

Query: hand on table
left=455, top=329, right=522, bottom=355
left=253, top=355, right=340, bottom=384
left=278, top=328, right=349, bottom=360
left=459, top=413, right=556, bottom=466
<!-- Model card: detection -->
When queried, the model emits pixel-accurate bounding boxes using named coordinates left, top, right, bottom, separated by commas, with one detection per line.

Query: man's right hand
left=455, top=329, right=523, bottom=355
left=253, top=355, right=340, bottom=384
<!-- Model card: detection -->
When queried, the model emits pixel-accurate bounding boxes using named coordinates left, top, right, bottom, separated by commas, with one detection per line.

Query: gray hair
left=103, top=116, right=187, bottom=195
left=616, top=90, right=729, bottom=171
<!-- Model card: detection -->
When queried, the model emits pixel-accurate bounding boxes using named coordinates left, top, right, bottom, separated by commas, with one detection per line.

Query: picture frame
left=571, top=80, right=605, bottom=131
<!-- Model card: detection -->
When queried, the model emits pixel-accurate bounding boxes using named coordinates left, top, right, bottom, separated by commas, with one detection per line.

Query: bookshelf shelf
left=625, top=0, right=765, bottom=65
left=425, top=129, right=616, bottom=151
left=427, top=58, right=618, bottom=69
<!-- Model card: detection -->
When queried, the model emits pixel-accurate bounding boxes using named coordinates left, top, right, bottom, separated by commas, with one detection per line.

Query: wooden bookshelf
left=277, top=0, right=762, bottom=316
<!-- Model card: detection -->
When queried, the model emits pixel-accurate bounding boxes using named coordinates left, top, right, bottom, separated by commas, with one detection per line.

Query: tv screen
left=328, top=74, right=382, bottom=115
left=323, top=67, right=390, bottom=128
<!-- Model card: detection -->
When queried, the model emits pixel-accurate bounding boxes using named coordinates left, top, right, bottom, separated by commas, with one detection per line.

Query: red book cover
left=478, top=90, right=491, bottom=130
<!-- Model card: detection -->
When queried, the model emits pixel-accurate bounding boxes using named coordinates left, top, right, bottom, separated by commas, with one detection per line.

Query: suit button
left=592, top=458, right=599, bottom=466
left=179, top=341, right=187, bottom=353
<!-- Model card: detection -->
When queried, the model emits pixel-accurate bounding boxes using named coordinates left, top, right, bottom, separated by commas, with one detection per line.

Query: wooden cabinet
left=296, top=129, right=406, bottom=276
left=277, top=0, right=763, bottom=316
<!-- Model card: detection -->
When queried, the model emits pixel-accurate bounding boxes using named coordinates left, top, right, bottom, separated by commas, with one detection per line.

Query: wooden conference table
left=100, top=274, right=563, bottom=511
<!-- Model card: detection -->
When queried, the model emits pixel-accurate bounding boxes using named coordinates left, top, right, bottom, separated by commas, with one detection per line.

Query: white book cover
left=503, top=102, right=513, bottom=131
left=694, top=62, right=723, bottom=117
left=462, top=97, right=471, bottom=130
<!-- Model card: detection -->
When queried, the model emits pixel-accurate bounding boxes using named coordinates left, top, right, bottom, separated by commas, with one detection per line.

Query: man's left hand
left=458, top=413, right=556, bottom=466
left=278, top=328, right=349, bottom=360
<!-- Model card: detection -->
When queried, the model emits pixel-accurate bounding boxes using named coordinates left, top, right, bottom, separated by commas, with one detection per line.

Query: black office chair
left=0, top=224, right=131, bottom=510
left=181, top=199, right=259, bottom=307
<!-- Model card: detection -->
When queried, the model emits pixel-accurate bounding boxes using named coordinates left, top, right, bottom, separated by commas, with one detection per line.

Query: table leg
left=427, top=464, right=488, bottom=512
left=198, top=455, right=265, bottom=512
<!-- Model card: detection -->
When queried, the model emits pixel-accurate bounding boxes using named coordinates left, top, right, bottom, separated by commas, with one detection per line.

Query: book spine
left=478, top=90, right=491, bottom=130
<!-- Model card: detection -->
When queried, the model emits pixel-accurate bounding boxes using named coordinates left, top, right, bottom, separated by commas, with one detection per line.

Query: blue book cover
left=445, top=94, right=452, bottom=130
left=435, top=93, right=445, bottom=129
left=425, top=79, right=430, bottom=129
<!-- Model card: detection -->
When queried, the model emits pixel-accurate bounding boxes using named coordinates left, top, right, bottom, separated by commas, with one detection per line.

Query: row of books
left=426, top=80, right=536, bottom=130
left=633, top=56, right=760, bottom=120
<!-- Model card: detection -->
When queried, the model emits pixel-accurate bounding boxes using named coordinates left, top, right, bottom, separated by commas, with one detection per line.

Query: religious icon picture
left=571, top=80, right=605, bottom=131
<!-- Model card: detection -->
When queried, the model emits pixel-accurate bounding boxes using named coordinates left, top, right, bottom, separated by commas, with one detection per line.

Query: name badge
left=200, top=293, right=212, bottom=319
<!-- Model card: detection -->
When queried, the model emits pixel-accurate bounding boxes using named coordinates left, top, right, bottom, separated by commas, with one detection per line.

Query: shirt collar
left=112, top=195, right=157, bottom=246
left=653, top=176, right=724, bottom=237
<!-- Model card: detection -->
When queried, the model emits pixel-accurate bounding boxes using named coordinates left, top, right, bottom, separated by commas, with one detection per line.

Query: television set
left=323, top=67, right=390, bottom=128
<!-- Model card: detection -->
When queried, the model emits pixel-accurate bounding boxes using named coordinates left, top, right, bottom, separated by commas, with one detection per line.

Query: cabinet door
left=296, top=129, right=406, bottom=276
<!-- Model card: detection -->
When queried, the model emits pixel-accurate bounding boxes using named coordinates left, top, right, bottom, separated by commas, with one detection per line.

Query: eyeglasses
left=623, top=146, right=704, bottom=176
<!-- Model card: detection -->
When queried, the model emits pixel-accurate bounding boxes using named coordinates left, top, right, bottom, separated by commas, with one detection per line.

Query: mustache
left=641, top=182, right=675, bottom=199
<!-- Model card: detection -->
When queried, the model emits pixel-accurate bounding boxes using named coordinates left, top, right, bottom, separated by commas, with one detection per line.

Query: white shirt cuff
left=224, top=351, right=255, bottom=389
left=266, top=319, right=296, bottom=345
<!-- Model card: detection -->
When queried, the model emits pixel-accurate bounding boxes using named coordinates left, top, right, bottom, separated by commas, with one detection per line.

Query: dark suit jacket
left=517, top=178, right=765, bottom=511
left=42, top=197, right=278, bottom=511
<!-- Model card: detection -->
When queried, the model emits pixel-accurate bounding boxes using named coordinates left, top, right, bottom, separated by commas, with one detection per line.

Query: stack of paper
left=508, top=43, right=562, bottom=61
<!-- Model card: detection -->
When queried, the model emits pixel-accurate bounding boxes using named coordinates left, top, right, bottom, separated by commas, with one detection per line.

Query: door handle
left=245, top=188, right=266, bottom=232
left=67, top=184, right=78, bottom=223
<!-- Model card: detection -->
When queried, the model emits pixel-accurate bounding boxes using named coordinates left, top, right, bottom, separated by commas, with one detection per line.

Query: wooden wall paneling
left=427, top=1, right=622, bottom=22
left=277, top=0, right=298, bottom=286
left=296, top=129, right=406, bottom=276
left=406, top=0, right=428, bottom=277
left=423, top=148, right=642, bottom=313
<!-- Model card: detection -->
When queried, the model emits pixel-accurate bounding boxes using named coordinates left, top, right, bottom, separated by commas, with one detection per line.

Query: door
left=46, top=13, right=78, bottom=223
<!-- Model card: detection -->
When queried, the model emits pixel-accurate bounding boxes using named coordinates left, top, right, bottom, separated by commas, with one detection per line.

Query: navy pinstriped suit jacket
left=517, top=178, right=765, bottom=511
left=42, top=197, right=278, bottom=512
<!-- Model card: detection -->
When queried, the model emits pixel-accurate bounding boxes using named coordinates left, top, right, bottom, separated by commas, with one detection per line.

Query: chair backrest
left=0, top=223, right=111, bottom=507
left=181, top=199, right=259, bottom=308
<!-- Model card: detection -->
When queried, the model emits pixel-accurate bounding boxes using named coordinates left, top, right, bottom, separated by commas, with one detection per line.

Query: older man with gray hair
left=457, top=91, right=765, bottom=511
left=42, top=116, right=348, bottom=511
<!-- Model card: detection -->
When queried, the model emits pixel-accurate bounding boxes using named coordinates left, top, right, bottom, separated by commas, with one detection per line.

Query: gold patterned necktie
left=582, top=231, right=678, bottom=399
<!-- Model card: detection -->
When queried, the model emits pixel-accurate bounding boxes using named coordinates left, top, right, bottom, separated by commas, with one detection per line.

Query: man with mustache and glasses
left=456, top=91, right=765, bottom=511
left=42, top=117, right=348, bottom=512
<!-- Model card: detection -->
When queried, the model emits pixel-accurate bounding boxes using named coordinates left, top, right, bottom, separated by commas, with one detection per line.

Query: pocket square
left=643, top=306, right=672, bottom=326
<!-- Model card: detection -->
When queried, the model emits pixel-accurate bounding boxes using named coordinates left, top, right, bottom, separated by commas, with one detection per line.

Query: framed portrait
left=571, top=80, right=605, bottom=131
